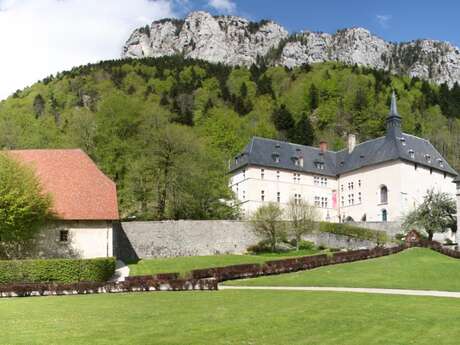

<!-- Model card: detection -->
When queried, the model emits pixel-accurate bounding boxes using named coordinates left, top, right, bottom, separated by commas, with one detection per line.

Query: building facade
left=229, top=94, right=458, bottom=223
left=8, top=149, right=119, bottom=258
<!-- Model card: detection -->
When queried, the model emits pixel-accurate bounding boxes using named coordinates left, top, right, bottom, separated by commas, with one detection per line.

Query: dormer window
left=408, top=149, right=415, bottom=159
left=438, top=159, right=444, bottom=168
left=292, top=156, right=303, bottom=166
left=425, top=154, right=431, bottom=163
left=275, top=143, right=281, bottom=148
left=315, top=161, right=325, bottom=170
left=235, top=157, right=238, bottom=165
left=400, top=137, right=406, bottom=146
left=272, top=152, right=280, bottom=163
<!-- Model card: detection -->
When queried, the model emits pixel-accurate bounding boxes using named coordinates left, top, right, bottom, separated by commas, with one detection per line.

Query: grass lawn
left=1, top=290, right=460, bottom=344
left=225, top=248, right=460, bottom=291
left=129, top=248, right=321, bottom=277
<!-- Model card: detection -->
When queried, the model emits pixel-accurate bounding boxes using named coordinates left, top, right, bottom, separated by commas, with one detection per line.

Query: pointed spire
left=386, top=90, right=402, bottom=137
left=389, top=91, right=401, bottom=118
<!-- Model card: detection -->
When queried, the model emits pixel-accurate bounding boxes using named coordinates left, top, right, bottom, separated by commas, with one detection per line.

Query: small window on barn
left=59, top=230, right=69, bottom=243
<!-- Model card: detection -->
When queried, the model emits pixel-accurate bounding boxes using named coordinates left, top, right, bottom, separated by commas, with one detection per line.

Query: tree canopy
left=402, top=189, right=457, bottom=240
left=2, top=56, right=460, bottom=219
left=0, top=154, right=53, bottom=258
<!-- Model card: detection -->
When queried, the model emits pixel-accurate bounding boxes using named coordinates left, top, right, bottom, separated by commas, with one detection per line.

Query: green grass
left=225, top=248, right=460, bottom=291
left=128, top=249, right=321, bottom=277
left=1, top=290, right=460, bottom=344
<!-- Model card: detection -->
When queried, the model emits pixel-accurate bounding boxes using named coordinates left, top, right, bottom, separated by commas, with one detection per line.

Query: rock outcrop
left=123, top=11, right=460, bottom=86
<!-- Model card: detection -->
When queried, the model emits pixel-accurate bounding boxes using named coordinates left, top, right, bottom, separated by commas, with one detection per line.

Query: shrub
left=319, top=222, right=389, bottom=244
left=298, top=240, right=315, bottom=250
left=0, top=257, right=116, bottom=284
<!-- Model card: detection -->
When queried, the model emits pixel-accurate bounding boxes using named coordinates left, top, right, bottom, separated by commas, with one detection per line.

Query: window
left=409, top=149, right=415, bottom=159
left=261, top=169, right=264, bottom=179
left=425, top=154, right=431, bottom=163
left=358, top=192, right=362, bottom=204
left=358, top=180, right=362, bottom=188
left=414, top=163, right=418, bottom=171
left=438, top=159, right=444, bottom=168
left=261, top=190, right=265, bottom=201
left=277, top=192, right=281, bottom=203
left=320, top=177, right=328, bottom=187
left=242, top=191, right=245, bottom=199
left=294, top=194, right=302, bottom=205
left=293, top=173, right=300, bottom=183
left=235, top=157, right=238, bottom=165
left=380, top=185, right=388, bottom=204
left=321, top=197, right=328, bottom=208
left=314, top=196, right=320, bottom=207
left=314, top=176, right=320, bottom=185
left=341, top=196, right=345, bottom=207
left=341, top=184, right=344, bottom=192
left=315, top=162, right=325, bottom=170
left=400, top=138, right=406, bottom=146
left=382, top=209, right=388, bottom=222
left=243, top=169, right=246, bottom=179
left=276, top=171, right=280, bottom=180
left=59, top=230, right=69, bottom=243
left=274, top=156, right=280, bottom=163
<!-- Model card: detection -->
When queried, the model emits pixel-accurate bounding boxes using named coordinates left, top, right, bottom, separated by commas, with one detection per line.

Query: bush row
left=0, top=277, right=218, bottom=298
left=0, top=257, right=116, bottom=284
left=319, top=222, right=389, bottom=243
left=189, top=245, right=406, bottom=282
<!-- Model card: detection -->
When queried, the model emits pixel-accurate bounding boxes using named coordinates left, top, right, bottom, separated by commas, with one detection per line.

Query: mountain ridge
left=122, top=11, right=460, bottom=86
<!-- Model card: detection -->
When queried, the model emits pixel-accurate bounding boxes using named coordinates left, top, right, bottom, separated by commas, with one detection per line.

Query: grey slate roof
left=230, top=93, right=458, bottom=177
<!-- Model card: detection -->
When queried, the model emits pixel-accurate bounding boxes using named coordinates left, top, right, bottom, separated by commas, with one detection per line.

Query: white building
left=8, top=149, right=119, bottom=258
left=229, top=93, right=458, bottom=223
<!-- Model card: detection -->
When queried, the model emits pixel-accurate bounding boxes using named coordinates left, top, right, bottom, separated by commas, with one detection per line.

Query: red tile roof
left=7, top=149, right=119, bottom=221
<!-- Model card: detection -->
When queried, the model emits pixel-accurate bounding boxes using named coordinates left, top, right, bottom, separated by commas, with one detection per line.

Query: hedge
left=319, top=222, right=389, bottom=244
left=0, top=257, right=116, bottom=284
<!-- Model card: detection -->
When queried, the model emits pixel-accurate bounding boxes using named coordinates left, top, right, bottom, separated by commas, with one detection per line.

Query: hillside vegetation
left=1, top=56, right=459, bottom=219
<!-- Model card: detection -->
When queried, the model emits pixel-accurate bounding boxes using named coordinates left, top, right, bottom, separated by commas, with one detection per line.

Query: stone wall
left=114, top=221, right=380, bottom=261
left=350, top=221, right=402, bottom=237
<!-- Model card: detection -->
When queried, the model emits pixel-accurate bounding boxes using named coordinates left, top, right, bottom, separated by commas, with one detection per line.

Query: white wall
left=231, top=160, right=456, bottom=224
left=38, top=220, right=113, bottom=258
left=230, top=166, right=339, bottom=221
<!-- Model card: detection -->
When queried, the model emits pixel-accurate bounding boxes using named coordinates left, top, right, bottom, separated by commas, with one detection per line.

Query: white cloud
left=208, top=0, right=236, bottom=14
left=376, top=14, right=392, bottom=29
left=0, top=0, right=178, bottom=100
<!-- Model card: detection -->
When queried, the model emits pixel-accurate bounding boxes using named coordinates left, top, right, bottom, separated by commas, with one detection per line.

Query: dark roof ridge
left=250, top=136, right=335, bottom=153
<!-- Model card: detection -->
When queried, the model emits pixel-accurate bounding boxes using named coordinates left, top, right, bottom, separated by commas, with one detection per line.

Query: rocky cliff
left=123, top=11, right=460, bottom=86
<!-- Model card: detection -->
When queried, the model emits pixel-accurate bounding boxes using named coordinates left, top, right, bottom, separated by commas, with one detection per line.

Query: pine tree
left=33, top=94, right=45, bottom=119
left=272, top=104, right=295, bottom=132
left=309, top=83, right=319, bottom=110
left=288, top=112, right=315, bottom=146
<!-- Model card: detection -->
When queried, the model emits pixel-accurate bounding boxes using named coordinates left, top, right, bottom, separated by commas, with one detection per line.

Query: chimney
left=319, top=141, right=328, bottom=153
left=348, top=134, right=357, bottom=153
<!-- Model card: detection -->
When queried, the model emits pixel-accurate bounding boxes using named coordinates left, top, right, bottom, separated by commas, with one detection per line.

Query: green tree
left=309, top=83, right=319, bottom=110
left=0, top=154, right=54, bottom=259
left=251, top=203, right=285, bottom=252
left=402, top=189, right=456, bottom=240
left=286, top=198, right=319, bottom=250
left=289, top=112, right=315, bottom=145
left=272, top=104, right=294, bottom=133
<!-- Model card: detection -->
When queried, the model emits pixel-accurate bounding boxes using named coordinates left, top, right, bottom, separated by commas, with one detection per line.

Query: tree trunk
left=428, top=231, right=433, bottom=241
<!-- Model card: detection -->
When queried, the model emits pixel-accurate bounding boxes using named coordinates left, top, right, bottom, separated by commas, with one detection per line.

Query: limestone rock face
left=123, top=11, right=460, bottom=86
left=123, top=11, right=288, bottom=66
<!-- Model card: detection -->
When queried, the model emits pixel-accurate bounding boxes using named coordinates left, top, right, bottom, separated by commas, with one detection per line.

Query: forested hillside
left=1, top=56, right=459, bottom=220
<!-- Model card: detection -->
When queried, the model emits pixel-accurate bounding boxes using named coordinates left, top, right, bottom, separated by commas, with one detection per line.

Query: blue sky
left=1, top=0, right=459, bottom=100
left=192, top=0, right=460, bottom=46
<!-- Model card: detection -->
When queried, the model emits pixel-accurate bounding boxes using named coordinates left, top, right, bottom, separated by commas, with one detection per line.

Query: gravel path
left=219, top=285, right=460, bottom=298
